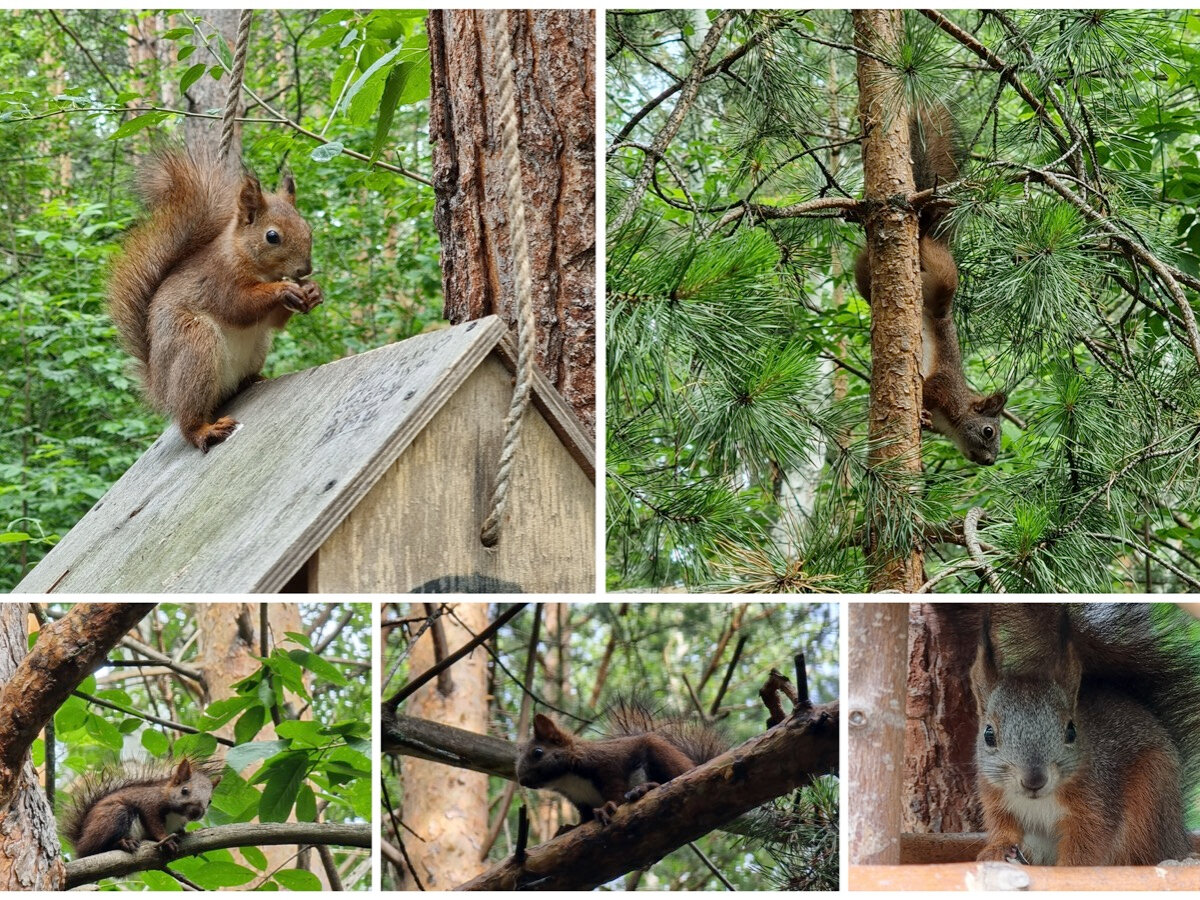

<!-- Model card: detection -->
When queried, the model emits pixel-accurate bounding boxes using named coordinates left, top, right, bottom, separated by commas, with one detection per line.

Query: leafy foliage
left=0, top=10, right=443, bottom=588
left=607, top=9, right=1200, bottom=592
left=45, top=603, right=371, bottom=891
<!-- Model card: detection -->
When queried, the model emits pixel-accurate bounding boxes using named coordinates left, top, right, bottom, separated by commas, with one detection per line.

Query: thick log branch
left=65, top=822, right=370, bottom=888
left=0, top=603, right=155, bottom=804
left=383, top=707, right=517, bottom=779
left=455, top=701, right=839, bottom=890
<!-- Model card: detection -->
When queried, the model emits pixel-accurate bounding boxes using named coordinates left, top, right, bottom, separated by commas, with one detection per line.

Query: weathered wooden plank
left=15, top=317, right=508, bottom=593
left=313, top=354, right=595, bottom=592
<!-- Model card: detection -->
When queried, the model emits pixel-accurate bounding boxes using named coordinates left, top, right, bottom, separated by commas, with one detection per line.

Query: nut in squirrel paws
left=280, top=279, right=323, bottom=313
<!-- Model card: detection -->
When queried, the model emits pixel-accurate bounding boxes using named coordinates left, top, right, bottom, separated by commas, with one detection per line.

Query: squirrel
left=107, top=149, right=323, bottom=453
left=970, top=603, right=1200, bottom=866
left=854, top=107, right=1007, bottom=466
left=515, top=697, right=730, bottom=827
left=61, top=757, right=222, bottom=857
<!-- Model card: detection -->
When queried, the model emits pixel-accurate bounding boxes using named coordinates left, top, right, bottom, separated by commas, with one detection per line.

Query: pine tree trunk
left=853, top=9, right=924, bottom=591
left=0, top=606, right=64, bottom=890
left=904, top=604, right=981, bottom=833
left=428, top=9, right=596, bottom=436
left=400, top=603, right=489, bottom=888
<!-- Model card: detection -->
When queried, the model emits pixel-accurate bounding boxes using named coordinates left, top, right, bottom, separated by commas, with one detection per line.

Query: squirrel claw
left=118, top=837, right=141, bottom=853
left=593, top=801, right=620, bottom=826
left=623, top=781, right=660, bottom=803
left=156, top=833, right=181, bottom=854
left=919, top=408, right=934, bottom=429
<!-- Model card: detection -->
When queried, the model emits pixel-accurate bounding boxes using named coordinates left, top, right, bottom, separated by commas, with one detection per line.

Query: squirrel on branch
left=854, top=107, right=1007, bottom=466
left=971, top=603, right=1200, bottom=866
left=61, top=757, right=222, bottom=857
left=515, top=697, right=730, bottom=828
left=108, top=149, right=323, bottom=453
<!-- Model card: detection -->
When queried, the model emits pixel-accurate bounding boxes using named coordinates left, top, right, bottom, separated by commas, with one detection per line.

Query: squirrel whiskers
left=61, top=756, right=222, bottom=857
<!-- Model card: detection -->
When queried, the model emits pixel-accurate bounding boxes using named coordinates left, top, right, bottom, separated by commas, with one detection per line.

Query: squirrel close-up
left=515, top=698, right=730, bottom=827
left=970, top=603, right=1200, bottom=866
left=854, top=107, right=1008, bottom=466
left=61, top=756, right=222, bottom=858
left=107, top=149, right=323, bottom=453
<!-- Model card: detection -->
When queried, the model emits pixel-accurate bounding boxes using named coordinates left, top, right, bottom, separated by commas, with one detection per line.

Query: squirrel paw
left=156, top=833, right=181, bottom=854
left=281, top=280, right=323, bottom=313
left=623, top=782, right=661, bottom=803
left=977, top=842, right=1024, bottom=864
left=593, top=801, right=620, bottom=826
left=118, top=837, right=142, bottom=854
left=191, top=417, right=239, bottom=453
left=919, top=408, right=934, bottom=429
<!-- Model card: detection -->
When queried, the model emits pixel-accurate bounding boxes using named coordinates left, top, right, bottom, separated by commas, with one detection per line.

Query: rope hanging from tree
left=480, top=10, right=536, bottom=548
left=217, top=9, right=254, bottom=164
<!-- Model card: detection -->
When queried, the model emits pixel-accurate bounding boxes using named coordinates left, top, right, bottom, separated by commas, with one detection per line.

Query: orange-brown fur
left=108, top=150, right=321, bottom=452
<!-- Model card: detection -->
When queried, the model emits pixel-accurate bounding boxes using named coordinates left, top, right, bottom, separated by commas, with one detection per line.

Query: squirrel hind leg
left=181, top=416, right=238, bottom=453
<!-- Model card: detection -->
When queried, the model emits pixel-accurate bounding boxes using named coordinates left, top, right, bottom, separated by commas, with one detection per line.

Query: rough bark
left=853, top=9, right=924, bottom=592
left=428, top=9, right=596, bottom=436
left=848, top=602, right=908, bottom=865
left=399, top=603, right=489, bottom=889
left=0, top=604, right=154, bottom=890
left=457, top=701, right=839, bottom=890
left=904, top=603, right=982, bottom=834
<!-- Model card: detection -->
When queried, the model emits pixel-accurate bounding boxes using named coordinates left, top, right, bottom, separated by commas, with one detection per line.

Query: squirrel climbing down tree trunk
left=854, top=108, right=1007, bottom=466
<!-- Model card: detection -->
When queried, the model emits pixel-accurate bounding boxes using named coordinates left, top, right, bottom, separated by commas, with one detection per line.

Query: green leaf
left=161, top=27, right=193, bottom=40
left=240, top=845, right=268, bottom=870
left=295, top=783, right=317, bottom=822
left=109, top=110, right=172, bottom=141
left=274, top=719, right=325, bottom=745
left=139, top=869, right=182, bottom=890
left=179, top=63, right=207, bottom=93
left=370, top=61, right=412, bottom=163
left=288, top=649, right=348, bottom=686
left=259, top=755, right=307, bottom=823
left=311, top=141, right=344, bottom=162
left=188, top=861, right=256, bottom=888
left=224, top=740, right=291, bottom=773
left=273, top=869, right=322, bottom=891
left=284, top=630, right=313, bottom=650
left=234, top=705, right=266, bottom=744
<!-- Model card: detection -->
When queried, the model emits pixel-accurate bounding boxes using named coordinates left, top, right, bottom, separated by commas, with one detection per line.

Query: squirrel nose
left=1020, top=769, right=1047, bottom=793
left=295, top=261, right=312, bottom=279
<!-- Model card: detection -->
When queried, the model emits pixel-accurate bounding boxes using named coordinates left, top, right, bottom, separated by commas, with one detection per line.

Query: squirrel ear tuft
left=238, top=175, right=265, bottom=225
left=532, top=713, right=565, bottom=743
left=280, top=172, right=297, bottom=205
left=973, top=391, right=1007, bottom=417
left=172, top=758, right=193, bottom=784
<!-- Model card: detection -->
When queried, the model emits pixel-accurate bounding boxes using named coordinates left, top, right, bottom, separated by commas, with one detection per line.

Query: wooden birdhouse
left=14, top=317, right=594, bottom=593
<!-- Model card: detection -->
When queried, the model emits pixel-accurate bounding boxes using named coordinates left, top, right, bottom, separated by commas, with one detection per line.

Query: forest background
left=607, top=8, right=1200, bottom=593
left=0, top=9, right=442, bottom=589
left=384, top=601, right=839, bottom=891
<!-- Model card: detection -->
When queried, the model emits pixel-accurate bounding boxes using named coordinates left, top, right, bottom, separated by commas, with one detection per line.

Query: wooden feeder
left=14, top=317, right=594, bottom=593
left=847, top=602, right=1200, bottom=891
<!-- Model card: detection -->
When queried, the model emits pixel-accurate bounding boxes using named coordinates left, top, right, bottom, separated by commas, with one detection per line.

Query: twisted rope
left=218, top=9, right=254, bottom=163
left=480, top=10, right=536, bottom=548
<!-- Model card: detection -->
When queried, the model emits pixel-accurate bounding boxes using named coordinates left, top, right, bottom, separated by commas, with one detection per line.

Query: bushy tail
left=603, top=694, right=730, bottom=765
left=107, top=150, right=234, bottom=366
left=910, top=104, right=964, bottom=238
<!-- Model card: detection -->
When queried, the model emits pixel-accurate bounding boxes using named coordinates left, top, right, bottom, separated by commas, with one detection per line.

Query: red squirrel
left=107, top=149, right=323, bottom=452
left=855, top=109, right=1007, bottom=465
left=61, top=757, right=222, bottom=857
left=971, top=604, right=1200, bottom=865
left=516, top=699, right=729, bottom=826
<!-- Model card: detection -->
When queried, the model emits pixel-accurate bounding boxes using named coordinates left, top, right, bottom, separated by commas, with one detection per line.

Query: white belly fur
left=215, top=318, right=272, bottom=398
left=543, top=773, right=605, bottom=808
left=1005, top=790, right=1066, bottom=864
left=920, top=316, right=935, bottom=380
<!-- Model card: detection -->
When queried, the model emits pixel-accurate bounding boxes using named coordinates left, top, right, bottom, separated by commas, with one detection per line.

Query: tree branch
left=64, top=822, right=370, bottom=888
left=455, top=701, right=838, bottom=890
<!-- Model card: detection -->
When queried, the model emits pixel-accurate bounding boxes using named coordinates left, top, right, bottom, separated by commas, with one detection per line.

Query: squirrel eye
left=983, top=426, right=994, bottom=439
left=532, top=747, right=543, bottom=760
left=983, top=724, right=996, bottom=748
left=266, top=229, right=281, bottom=245
left=1065, top=721, right=1076, bottom=744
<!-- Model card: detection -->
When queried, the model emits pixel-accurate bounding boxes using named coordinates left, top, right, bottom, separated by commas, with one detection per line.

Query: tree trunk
left=853, top=9, right=924, bottom=592
left=399, top=603, right=489, bottom=888
left=848, top=602, right=908, bottom=865
left=428, top=9, right=596, bottom=436
left=0, top=607, right=63, bottom=890
left=185, top=8, right=240, bottom=166
left=904, top=603, right=982, bottom=834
